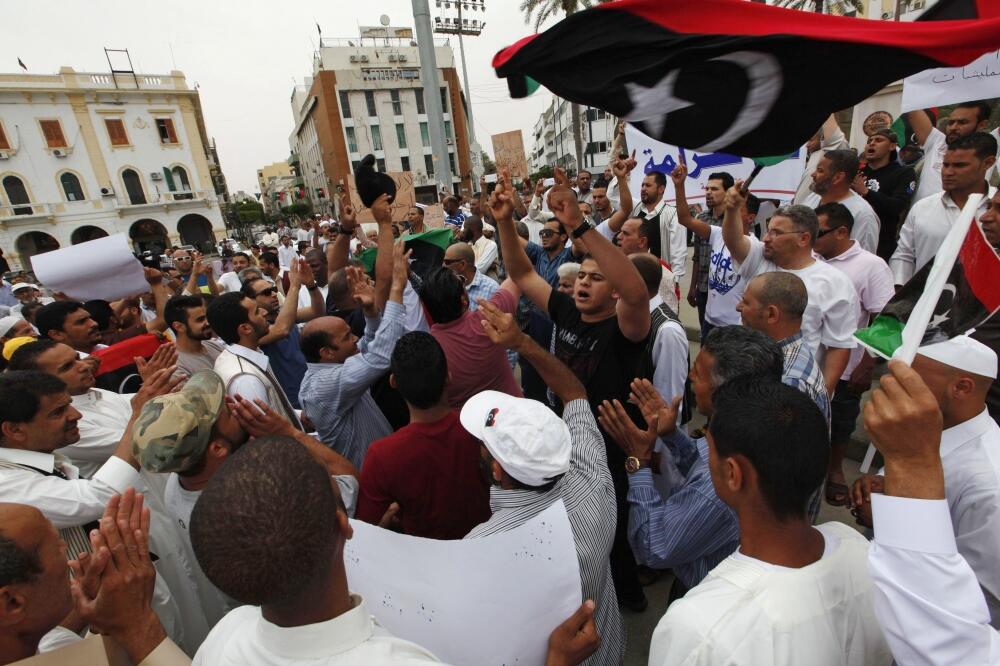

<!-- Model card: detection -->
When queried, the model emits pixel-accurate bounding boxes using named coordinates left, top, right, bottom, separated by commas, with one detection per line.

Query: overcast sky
left=5, top=0, right=558, bottom=195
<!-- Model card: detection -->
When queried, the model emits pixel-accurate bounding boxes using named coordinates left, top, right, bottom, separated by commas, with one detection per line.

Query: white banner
left=625, top=124, right=805, bottom=204
left=900, top=50, right=1000, bottom=113
left=32, top=233, right=148, bottom=302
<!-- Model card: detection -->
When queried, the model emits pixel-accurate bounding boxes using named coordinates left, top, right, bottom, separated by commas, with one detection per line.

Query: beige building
left=256, top=160, right=295, bottom=215
left=0, top=66, right=228, bottom=269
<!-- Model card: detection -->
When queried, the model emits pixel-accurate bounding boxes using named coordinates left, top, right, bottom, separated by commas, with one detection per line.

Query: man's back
left=649, top=522, right=891, bottom=666
left=356, top=410, right=490, bottom=539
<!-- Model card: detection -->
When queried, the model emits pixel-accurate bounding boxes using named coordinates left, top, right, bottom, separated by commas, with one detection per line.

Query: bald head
left=300, top=315, right=357, bottom=364
left=444, top=242, right=476, bottom=279
left=753, top=272, right=807, bottom=319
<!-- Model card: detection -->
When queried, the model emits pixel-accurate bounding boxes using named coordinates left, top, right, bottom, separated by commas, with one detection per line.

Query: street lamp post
left=412, top=0, right=454, bottom=194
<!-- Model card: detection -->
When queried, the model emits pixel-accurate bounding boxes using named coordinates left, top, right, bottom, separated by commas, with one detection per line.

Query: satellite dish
left=379, top=14, right=391, bottom=26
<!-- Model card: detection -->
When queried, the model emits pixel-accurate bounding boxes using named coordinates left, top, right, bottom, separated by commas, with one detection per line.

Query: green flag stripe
left=854, top=314, right=905, bottom=360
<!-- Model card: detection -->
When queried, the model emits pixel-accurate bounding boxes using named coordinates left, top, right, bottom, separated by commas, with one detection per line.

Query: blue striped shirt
left=627, top=430, right=739, bottom=588
left=465, top=270, right=500, bottom=311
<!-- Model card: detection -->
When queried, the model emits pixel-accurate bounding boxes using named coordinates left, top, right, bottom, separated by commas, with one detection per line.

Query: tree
left=529, top=164, right=554, bottom=182
left=520, top=0, right=610, bottom=171
left=482, top=152, right=496, bottom=175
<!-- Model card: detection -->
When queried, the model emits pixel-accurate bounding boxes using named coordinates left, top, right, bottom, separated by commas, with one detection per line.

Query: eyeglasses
left=763, top=228, right=804, bottom=238
left=538, top=230, right=558, bottom=238
left=815, top=227, right=838, bottom=238
left=255, top=287, right=278, bottom=297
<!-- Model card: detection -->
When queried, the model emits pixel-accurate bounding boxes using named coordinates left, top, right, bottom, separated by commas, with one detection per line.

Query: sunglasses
left=443, top=258, right=464, bottom=266
left=538, top=230, right=559, bottom=238
left=815, top=227, right=838, bottom=238
left=255, top=287, right=278, bottom=297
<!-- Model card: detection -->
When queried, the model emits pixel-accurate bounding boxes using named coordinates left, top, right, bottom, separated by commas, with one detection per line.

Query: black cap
left=355, top=154, right=396, bottom=208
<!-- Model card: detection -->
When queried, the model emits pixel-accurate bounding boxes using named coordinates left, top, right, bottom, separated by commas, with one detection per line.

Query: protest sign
left=32, top=233, right=147, bottom=301
left=491, top=130, right=530, bottom=179
left=900, top=50, right=1000, bottom=113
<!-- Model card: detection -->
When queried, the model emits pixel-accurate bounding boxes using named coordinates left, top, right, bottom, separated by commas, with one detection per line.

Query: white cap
left=918, top=334, right=998, bottom=379
left=10, top=282, right=37, bottom=293
left=460, top=391, right=571, bottom=487
left=0, top=315, right=22, bottom=338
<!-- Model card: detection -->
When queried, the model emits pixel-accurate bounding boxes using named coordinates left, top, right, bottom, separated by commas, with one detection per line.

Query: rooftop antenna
left=104, top=48, right=139, bottom=89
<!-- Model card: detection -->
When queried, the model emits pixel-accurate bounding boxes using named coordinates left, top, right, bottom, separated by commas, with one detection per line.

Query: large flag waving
left=855, top=195, right=1000, bottom=361
left=492, top=0, right=1000, bottom=156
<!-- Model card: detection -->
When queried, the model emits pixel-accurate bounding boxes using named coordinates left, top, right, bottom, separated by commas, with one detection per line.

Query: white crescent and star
left=623, top=50, right=784, bottom=150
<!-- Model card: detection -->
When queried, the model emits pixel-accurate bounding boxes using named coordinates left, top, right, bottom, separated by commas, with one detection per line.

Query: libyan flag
left=856, top=218, right=1000, bottom=360
left=357, top=228, right=453, bottom=278
left=492, top=0, right=1000, bottom=157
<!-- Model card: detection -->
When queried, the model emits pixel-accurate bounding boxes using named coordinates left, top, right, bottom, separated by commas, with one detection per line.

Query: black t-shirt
left=860, top=161, right=916, bottom=261
left=548, top=290, right=648, bottom=476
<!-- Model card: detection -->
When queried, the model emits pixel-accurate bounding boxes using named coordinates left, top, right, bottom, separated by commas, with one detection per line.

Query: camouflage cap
left=133, top=370, right=225, bottom=474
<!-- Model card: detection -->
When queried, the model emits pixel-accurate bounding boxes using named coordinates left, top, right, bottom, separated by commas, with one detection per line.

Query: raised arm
left=906, top=109, right=935, bottom=148
left=327, top=195, right=356, bottom=273
left=259, top=257, right=304, bottom=344
left=670, top=162, right=711, bottom=239
left=721, top=182, right=751, bottom=264
left=603, top=153, right=635, bottom=235
left=548, top=171, right=650, bottom=342
left=370, top=194, right=396, bottom=312
left=491, top=170, right=553, bottom=312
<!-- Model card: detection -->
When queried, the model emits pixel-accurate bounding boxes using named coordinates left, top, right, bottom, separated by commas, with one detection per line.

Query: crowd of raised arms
left=0, top=102, right=999, bottom=666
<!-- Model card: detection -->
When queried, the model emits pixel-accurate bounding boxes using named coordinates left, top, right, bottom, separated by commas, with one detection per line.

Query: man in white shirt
left=261, top=227, right=279, bottom=248
left=9, top=283, right=53, bottom=318
left=801, top=149, right=881, bottom=254
left=813, top=202, right=895, bottom=506
left=277, top=235, right=298, bottom=269
left=631, top=170, right=687, bottom=287
left=721, top=185, right=859, bottom=393
left=907, top=101, right=999, bottom=203
left=462, top=216, right=499, bottom=280
left=296, top=220, right=315, bottom=244
left=217, top=252, right=252, bottom=293
left=864, top=359, right=1000, bottom=666
left=648, top=378, right=891, bottom=666
left=852, top=335, right=1000, bottom=628
left=891, top=131, right=998, bottom=285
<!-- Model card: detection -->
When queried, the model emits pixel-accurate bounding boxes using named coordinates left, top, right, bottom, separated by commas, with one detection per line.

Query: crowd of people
left=0, top=98, right=999, bottom=666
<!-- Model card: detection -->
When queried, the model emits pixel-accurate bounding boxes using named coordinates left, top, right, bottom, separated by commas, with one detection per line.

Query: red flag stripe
left=960, top=222, right=1000, bottom=313
left=492, top=33, right=540, bottom=70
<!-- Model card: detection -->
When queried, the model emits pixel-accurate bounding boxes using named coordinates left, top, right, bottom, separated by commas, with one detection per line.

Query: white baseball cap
left=918, top=334, right=998, bottom=379
left=459, top=390, right=571, bottom=487
left=10, top=282, right=38, bottom=293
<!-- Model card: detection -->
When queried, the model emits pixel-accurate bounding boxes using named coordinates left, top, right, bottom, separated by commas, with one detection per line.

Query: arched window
left=2, top=175, right=32, bottom=215
left=122, top=169, right=146, bottom=205
left=171, top=166, right=193, bottom=200
left=60, top=172, right=85, bottom=201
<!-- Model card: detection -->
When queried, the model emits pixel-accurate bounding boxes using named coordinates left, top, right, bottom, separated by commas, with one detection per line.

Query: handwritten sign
left=625, top=124, right=805, bottom=203
left=347, top=171, right=416, bottom=224
left=423, top=203, right=446, bottom=229
left=491, top=130, right=530, bottom=179
left=901, top=50, right=1000, bottom=113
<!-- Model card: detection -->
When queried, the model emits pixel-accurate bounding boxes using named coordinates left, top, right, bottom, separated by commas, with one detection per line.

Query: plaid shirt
left=693, top=209, right=724, bottom=293
left=779, top=332, right=831, bottom=423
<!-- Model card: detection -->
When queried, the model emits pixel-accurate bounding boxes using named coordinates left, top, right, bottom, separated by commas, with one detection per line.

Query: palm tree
left=520, top=0, right=609, bottom=173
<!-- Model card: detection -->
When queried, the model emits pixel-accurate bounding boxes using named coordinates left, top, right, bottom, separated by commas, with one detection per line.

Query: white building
left=529, top=94, right=615, bottom=175
left=0, top=66, right=227, bottom=270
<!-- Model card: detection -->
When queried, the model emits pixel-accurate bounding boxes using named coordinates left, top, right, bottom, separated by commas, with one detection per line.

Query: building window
left=364, top=90, right=377, bottom=117
left=346, top=127, right=358, bottom=153
left=420, top=122, right=430, bottom=147
left=377, top=158, right=386, bottom=172
left=414, top=89, right=425, bottom=115
left=444, top=120, right=452, bottom=140
left=395, top=124, right=407, bottom=149
left=2, top=175, right=32, bottom=215
left=351, top=160, right=361, bottom=173
left=155, top=119, right=178, bottom=145
left=122, top=169, right=146, bottom=205
left=371, top=126, right=383, bottom=151
left=390, top=89, right=402, bottom=115
left=440, top=87, right=448, bottom=113
left=424, top=154, right=434, bottom=176
left=104, top=118, right=129, bottom=146
left=0, top=123, right=9, bottom=150
left=60, top=172, right=85, bottom=201
left=400, top=156, right=410, bottom=172
left=449, top=152, right=456, bottom=174
left=169, top=166, right=193, bottom=200
left=39, top=120, right=67, bottom=148
left=339, top=91, right=352, bottom=118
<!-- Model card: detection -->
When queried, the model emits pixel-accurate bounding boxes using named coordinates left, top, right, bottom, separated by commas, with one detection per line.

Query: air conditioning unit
left=150, top=172, right=163, bottom=181
left=446, top=138, right=454, bottom=146
left=360, top=55, right=369, bottom=62
left=349, top=55, right=358, bottom=63
left=398, top=55, right=407, bottom=62
left=100, top=186, right=115, bottom=197
left=0, top=151, right=8, bottom=160
left=52, top=148, right=68, bottom=158
left=388, top=54, right=398, bottom=62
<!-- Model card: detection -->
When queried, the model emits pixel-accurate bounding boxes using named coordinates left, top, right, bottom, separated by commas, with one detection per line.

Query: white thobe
left=649, top=522, right=892, bottom=666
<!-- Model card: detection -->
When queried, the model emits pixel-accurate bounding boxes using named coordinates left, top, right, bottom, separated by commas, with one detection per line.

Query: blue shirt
left=445, top=210, right=467, bottom=229
left=466, top=270, right=500, bottom=312
left=261, top=324, right=307, bottom=409
left=627, top=429, right=739, bottom=588
left=525, top=242, right=575, bottom=289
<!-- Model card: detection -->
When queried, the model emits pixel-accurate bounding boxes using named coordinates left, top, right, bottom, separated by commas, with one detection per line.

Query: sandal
left=825, top=480, right=849, bottom=507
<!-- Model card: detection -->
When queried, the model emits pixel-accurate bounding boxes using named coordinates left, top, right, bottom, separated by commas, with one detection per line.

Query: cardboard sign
left=491, top=130, right=530, bottom=179
left=347, top=171, right=416, bottom=224
left=423, top=203, right=446, bottom=229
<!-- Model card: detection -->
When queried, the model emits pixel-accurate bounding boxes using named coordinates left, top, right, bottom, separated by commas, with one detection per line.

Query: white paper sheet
left=346, top=500, right=582, bottom=666
left=901, top=50, right=1000, bottom=113
left=625, top=124, right=805, bottom=204
left=32, top=233, right=148, bottom=301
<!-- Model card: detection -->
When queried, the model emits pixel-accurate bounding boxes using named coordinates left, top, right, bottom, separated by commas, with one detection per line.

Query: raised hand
left=478, top=299, right=524, bottom=350
left=863, top=360, right=944, bottom=473
left=546, top=185, right=583, bottom=231
left=487, top=176, right=515, bottom=222
left=135, top=342, right=177, bottom=383
left=142, top=267, right=163, bottom=285
left=226, top=394, right=296, bottom=439
left=131, top=366, right=184, bottom=412
left=534, top=177, right=547, bottom=198
left=629, top=378, right=680, bottom=438
left=554, top=166, right=571, bottom=187
left=371, top=193, right=393, bottom=224
left=339, top=193, right=358, bottom=231
left=670, top=161, right=688, bottom=188
left=391, top=240, right=412, bottom=292
left=723, top=181, right=747, bottom=212
left=346, top=265, right=376, bottom=309
left=597, top=399, right=656, bottom=461
left=288, top=256, right=312, bottom=289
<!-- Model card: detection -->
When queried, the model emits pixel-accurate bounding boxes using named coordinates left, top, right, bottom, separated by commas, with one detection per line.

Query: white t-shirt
left=737, top=237, right=859, bottom=356
left=705, top=227, right=746, bottom=327
left=801, top=191, right=881, bottom=255
left=218, top=271, right=243, bottom=293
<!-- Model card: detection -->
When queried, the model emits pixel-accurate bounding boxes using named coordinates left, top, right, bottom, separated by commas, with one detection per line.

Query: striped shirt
left=299, top=301, right=407, bottom=469
left=465, top=269, right=500, bottom=311
left=465, top=400, right=625, bottom=666
left=779, top=332, right=832, bottom=423
left=627, top=430, right=739, bottom=589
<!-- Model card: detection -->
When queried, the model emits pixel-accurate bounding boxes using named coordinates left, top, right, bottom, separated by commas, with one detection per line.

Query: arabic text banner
left=345, top=500, right=581, bottom=665
left=901, top=50, right=1000, bottom=113
left=625, top=125, right=805, bottom=204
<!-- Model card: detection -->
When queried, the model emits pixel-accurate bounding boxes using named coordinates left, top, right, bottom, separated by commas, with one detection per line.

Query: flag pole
left=893, top=193, right=985, bottom=365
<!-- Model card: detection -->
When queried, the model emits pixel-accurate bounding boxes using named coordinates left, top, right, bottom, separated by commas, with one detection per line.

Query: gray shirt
left=176, top=339, right=225, bottom=377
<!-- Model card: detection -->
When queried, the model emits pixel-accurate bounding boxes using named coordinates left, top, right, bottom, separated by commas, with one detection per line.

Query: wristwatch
left=571, top=220, right=595, bottom=239
left=625, top=456, right=649, bottom=474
